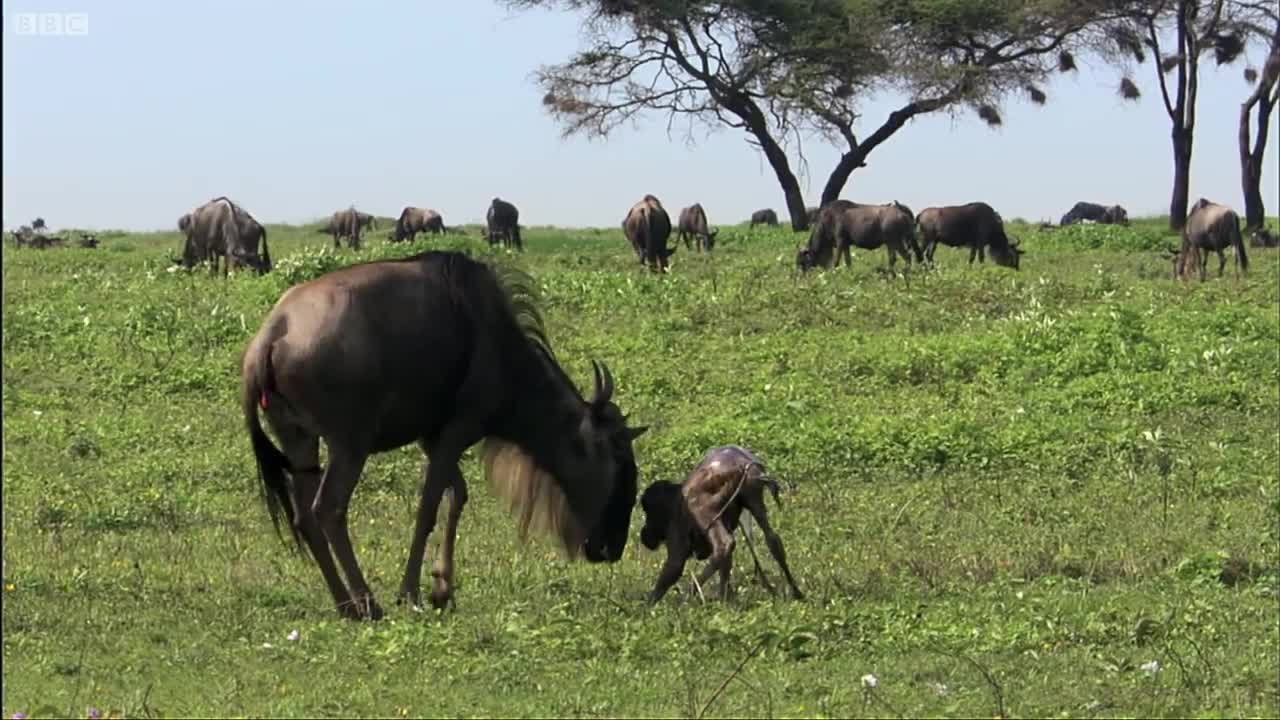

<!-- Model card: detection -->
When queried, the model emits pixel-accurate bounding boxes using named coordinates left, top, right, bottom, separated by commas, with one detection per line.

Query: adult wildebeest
left=916, top=202, right=1024, bottom=269
left=795, top=200, right=920, bottom=272
left=623, top=195, right=676, bottom=272
left=392, top=207, right=445, bottom=243
left=1059, top=202, right=1130, bottom=226
left=319, top=208, right=372, bottom=250
left=241, top=251, right=647, bottom=620
left=676, top=203, right=717, bottom=252
left=749, top=208, right=779, bottom=228
left=1174, top=198, right=1248, bottom=281
left=639, top=446, right=802, bottom=604
left=486, top=198, right=523, bottom=251
left=181, top=197, right=272, bottom=275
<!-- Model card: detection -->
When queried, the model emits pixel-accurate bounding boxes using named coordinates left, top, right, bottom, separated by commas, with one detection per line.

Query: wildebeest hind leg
left=750, top=502, right=803, bottom=600
left=739, top=523, right=777, bottom=594
left=277, top=431, right=360, bottom=619
left=315, top=445, right=383, bottom=620
left=704, top=524, right=736, bottom=600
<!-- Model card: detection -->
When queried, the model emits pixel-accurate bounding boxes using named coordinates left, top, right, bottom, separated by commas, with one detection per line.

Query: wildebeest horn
left=590, top=360, right=614, bottom=406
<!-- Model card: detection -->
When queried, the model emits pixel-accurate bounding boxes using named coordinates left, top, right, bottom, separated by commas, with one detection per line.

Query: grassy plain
left=3, top=216, right=1279, bottom=718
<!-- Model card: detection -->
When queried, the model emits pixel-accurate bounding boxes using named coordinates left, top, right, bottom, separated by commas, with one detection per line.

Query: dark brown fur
left=486, top=198, right=523, bottom=250
left=392, top=207, right=445, bottom=243
left=181, top=197, right=272, bottom=275
left=1176, top=198, right=1249, bottom=281
left=639, top=446, right=802, bottom=604
left=623, top=195, right=676, bottom=272
left=241, top=251, right=647, bottom=620
left=796, top=200, right=920, bottom=272
left=749, top=208, right=779, bottom=228
left=916, top=202, right=1023, bottom=269
left=676, top=203, right=718, bottom=252
left=1059, top=201, right=1130, bottom=226
left=319, top=208, right=373, bottom=250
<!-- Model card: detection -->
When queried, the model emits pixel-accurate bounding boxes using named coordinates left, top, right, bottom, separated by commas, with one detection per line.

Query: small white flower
left=927, top=681, right=948, bottom=696
left=32, top=410, right=42, bottom=417
left=1140, top=660, right=1161, bottom=675
left=166, top=265, right=178, bottom=273
left=261, top=642, right=274, bottom=649
left=182, top=424, right=191, bottom=433
left=861, top=674, right=878, bottom=689
left=286, top=629, right=300, bottom=642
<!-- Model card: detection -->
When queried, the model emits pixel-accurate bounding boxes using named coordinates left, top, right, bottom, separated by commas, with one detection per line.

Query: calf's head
left=639, top=480, right=682, bottom=550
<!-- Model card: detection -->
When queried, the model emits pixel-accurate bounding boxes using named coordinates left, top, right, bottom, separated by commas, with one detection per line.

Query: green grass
left=3, top=217, right=1279, bottom=719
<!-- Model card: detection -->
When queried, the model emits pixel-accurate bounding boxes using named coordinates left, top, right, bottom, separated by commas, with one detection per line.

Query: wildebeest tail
left=1231, top=218, right=1249, bottom=272
left=259, top=226, right=272, bottom=272
left=242, top=342, right=300, bottom=548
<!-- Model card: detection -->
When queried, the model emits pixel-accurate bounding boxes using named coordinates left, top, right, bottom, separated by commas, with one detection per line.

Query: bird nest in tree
left=1119, top=77, right=1141, bottom=100
left=977, top=104, right=1002, bottom=127
left=1026, top=85, right=1046, bottom=105
left=1244, top=67, right=1258, bottom=84
left=1161, top=55, right=1183, bottom=74
left=1058, top=51, right=1076, bottom=73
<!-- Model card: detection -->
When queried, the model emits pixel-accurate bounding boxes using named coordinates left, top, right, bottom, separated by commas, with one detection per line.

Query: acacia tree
left=1105, top=0, right=1265, bottom=231
left=506, top=0, right=1126, bottom=230
left=1237, top=5, right=1279, bottom=232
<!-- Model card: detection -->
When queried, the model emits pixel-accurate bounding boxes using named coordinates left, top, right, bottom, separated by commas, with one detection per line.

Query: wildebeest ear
left=626, top=425, right=649, bottom=441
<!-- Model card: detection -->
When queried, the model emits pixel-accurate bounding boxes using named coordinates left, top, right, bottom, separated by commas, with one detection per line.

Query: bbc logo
left=10, top=13, right=90, bottom=36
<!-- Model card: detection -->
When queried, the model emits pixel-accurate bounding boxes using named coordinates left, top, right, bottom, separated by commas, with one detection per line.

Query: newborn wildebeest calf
left=639, top=445, right=803, bottom=604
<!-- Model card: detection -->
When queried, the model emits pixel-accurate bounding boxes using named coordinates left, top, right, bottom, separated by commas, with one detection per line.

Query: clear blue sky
left=3, top=1, right=1276, bottom=231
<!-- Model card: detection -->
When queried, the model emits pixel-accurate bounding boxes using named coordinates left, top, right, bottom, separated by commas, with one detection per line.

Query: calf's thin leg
left=648, top=547, right=690, bottom=604
left=703, top=523, right=736, bottom=600
left=750, top=507, right=804, bottom=600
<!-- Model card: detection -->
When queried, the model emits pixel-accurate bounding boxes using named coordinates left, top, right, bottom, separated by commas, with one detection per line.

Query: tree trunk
left=747, top=121, right=808, bottom=232
left=1240, top=34, right=1280, bottom=231
left=819, top=148, right=869, bottom=209
left=1169, top=126, right=1193, bottom=231
left=1239, top=96, right=1275, bottom=230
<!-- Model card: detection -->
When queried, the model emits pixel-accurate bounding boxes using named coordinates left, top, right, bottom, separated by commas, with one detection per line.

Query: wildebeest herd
left=4, top=185, right=1272, bottom=620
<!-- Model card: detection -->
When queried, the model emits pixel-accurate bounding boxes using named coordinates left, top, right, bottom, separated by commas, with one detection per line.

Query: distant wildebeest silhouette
left=916, top=202, right=1024, bottom=269
left=796, top=200, right=919, bottom=272
left=179, top=197, right=272, bottom=275
left=1174, top=198, right=1248, bottom=281
left=319, top=208, right=374, bottom=250
left=639, top=445, right=802, bottom=604
left=749, top=208, right=779, bottom=228
left=1059, top=202, right=1130, bottom=226
left=623, top=195, right=676, bottom=272
left=486, top=198, right=523, bottom=250
left=241, top=251, right=648, bottom=620
left=676, top=203, right=717, bottom=252
left=392, top=207, right=445, bottom=243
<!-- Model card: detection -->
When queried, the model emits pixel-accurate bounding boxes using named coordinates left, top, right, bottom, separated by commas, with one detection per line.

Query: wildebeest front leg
left=429, top=478, right=468, bottom=610
left=1215, top=248, right=1226, bottom=278
left=315, top=445, right=382, bottom=620
left=968, top=243, right=979, bottom=264
left=397, top=453, right=456, bottom=609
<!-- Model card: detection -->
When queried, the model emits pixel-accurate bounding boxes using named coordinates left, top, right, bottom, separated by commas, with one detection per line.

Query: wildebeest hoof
left=429, top=588, right=455, bottom=611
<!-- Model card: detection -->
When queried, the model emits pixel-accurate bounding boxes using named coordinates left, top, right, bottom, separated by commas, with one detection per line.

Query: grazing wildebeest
left=392, top=207, right=445, bottom=243
left=319, top=208, right=369, bottom=250
left=676, top=203, right=717, bottom=252
left=623, top=195, right=676, bottom=272
left=1250, top=228, right=1278, bottom=248
left=639, top=446, right=803, bottom=604
left=78, top=233, right=99, bottom=249
left=916, top=202, right=1024, bottom=269
left=486, top=198, right=523, bottom=251
left=181, top=197, right=272, bottom=275
left=795, top=200, right=920, bottom=272
left=1175, top=198, right=1249, bottom=281
left=10, top=225, right=34, bottom=247
left=749, top=208, right=779, bottom=228
left=241, top=251, right=647, bottom=619
left=1059, top=202, right=1130, bottom=226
